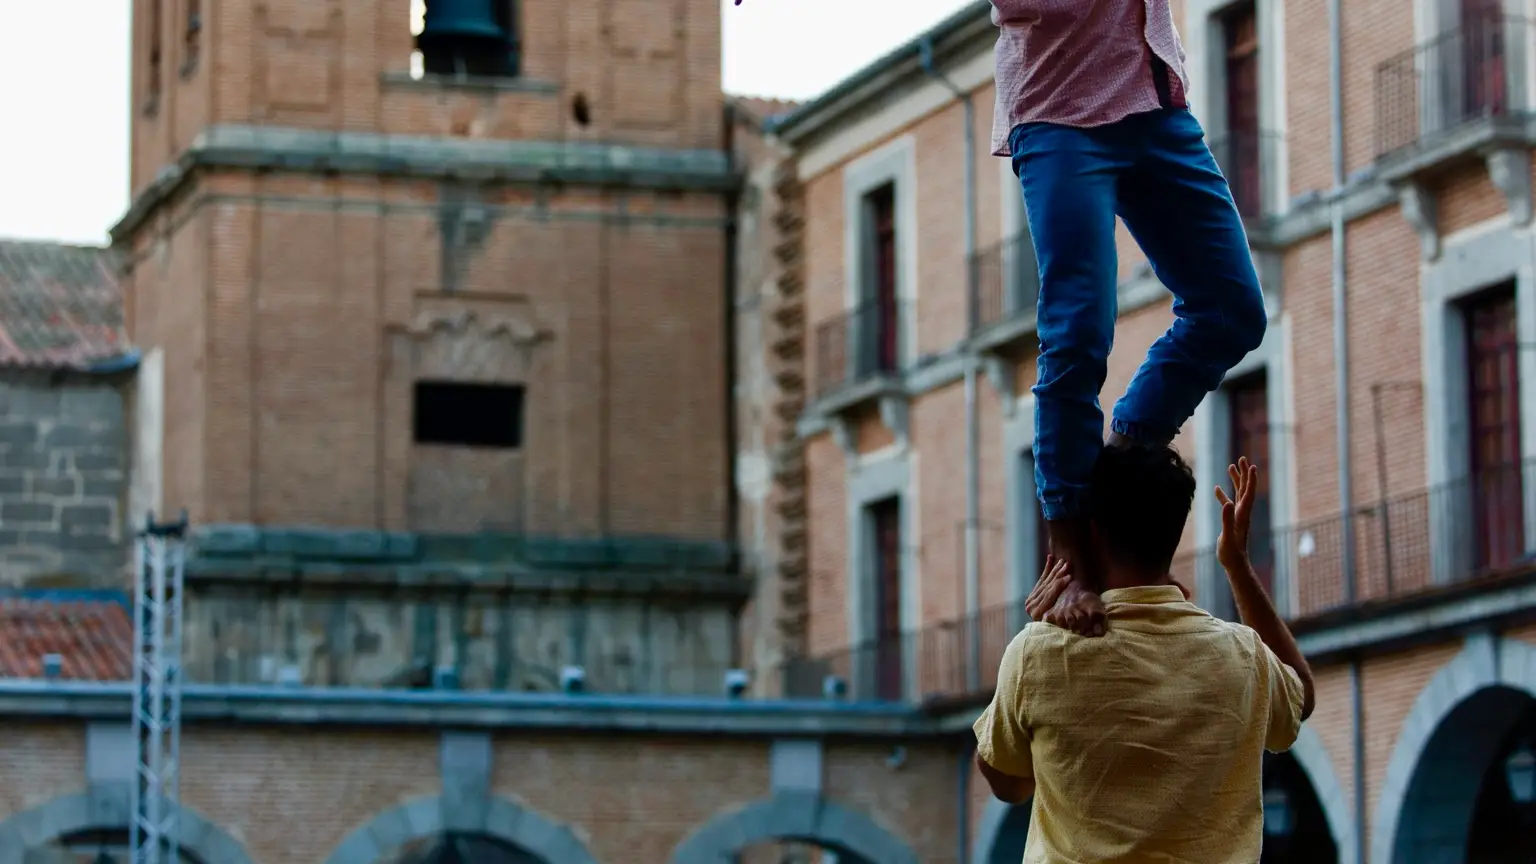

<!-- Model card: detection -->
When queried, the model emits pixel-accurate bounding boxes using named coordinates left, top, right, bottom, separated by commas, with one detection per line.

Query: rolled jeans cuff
left=1040, top=488, right=1091, bottom=522
left=1109, top=417, right=1177, bottom=448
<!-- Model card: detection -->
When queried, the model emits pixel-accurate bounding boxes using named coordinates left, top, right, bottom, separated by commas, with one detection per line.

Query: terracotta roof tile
left=0, top=592, right=133, bottom=682
left=0, top=239, right=128, bottom=371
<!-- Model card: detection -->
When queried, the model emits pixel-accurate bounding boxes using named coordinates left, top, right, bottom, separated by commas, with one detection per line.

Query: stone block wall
left=184, top=586, right=741, bottom=696
left=0, top=373, right=130, bottom=588
left=179, top=525, right=747, bottom=695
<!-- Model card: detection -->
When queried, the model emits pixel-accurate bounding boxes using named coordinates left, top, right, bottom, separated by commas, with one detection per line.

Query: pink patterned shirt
left=989, top=0, right=1190, bottom=156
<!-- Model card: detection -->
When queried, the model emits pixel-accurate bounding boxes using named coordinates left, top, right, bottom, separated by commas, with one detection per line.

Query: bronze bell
left=417, top=0, right=510, bottom=75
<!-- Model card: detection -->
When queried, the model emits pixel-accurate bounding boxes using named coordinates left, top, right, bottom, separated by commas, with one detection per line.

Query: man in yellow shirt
left=973, top=447, right=1316, bottom=863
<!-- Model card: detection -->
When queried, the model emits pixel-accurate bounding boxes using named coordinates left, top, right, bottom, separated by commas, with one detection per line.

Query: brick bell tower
left=117, top=0, right=745, bottom=694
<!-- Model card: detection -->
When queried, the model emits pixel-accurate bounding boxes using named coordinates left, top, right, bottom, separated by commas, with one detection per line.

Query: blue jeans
left=1010, top=109, right=1266, bottom=521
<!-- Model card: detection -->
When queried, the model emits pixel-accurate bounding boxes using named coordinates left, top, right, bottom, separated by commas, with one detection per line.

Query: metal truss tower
left=131, top=512, right=189, bottom=864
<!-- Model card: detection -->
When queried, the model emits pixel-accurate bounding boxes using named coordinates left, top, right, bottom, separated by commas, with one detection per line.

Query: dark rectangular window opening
left=862, top=183, right=899, bottom=374
left=1220, top=1, right=1261, bottom=217
left=419, top=0, right=522, bottom=78
left=413, top=381, right=524, bottom=449
left=1225, top=370, right=1274, bottom=596
left=869, top=496, right=904, bottom=702
left=1462, top=283, right=1521, bottom=571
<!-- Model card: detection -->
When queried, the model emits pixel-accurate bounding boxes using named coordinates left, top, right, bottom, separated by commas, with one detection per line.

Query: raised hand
left=1215, top=456, right=1259, bottom=574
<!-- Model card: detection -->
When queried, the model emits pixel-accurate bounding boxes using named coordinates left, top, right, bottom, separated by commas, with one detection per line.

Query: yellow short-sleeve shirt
left=974, top=584, right=1305, bottom=863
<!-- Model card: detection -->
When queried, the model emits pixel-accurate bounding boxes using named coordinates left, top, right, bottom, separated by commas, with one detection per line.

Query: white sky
left=0, top=0, right=974, bottom=247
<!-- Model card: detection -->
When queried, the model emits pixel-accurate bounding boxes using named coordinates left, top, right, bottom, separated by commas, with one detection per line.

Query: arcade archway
left=1387, top=685, right=1536, bottom=863
left=1260, top=751, right=1339, bottom=862
left=322, top=795, right=599, bottom=864
left=669, top=791, right=919, bottom=864
left=0, top=791, right=252, bottom=864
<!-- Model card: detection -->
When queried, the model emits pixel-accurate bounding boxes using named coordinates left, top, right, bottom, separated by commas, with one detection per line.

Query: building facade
left=116, top=0, right=747, bottom=696
left=756, top=0, right=1536, bottom=861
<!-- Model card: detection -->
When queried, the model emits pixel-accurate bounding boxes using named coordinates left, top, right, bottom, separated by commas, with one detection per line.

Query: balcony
left=781, top=460, right=1536, bottom=706
left=969, top=232, right=1040, bottom=356
left=1374, top=14, right=1535, bottom=166
left=776, top=603, right=1021, bottom=706
left=1207, top=130, right=1285, bottom=226
left=1173, top=458, right=1535, bottom=623
left=811, top=298, right=908, bottom=414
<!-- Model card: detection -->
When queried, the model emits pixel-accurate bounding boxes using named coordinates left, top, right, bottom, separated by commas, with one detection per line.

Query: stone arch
left=321, top=795, right=599, bottom=864
left=1288, top=723, right=1357, bottom=864
left=669, top=790, right=920, bottom=864
left=1370, top=633, right=1536, bottom=864
left=968, top=726, right=1355, bottom=864
left=0, top=790, right=253, bottom=863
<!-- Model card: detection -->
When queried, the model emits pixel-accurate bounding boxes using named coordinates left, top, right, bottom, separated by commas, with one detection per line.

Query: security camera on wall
left=724, top=668, right=750, bottom=698
left=560, top=665, right=586, bottom=694
left=823, top=675, right=848, bottom=700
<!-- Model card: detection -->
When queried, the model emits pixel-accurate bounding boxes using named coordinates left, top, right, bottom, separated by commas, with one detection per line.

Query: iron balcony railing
left=781, top=458, right=1536, bottom=705
left=1207, top=130, right=1285, bottom=221
left=1375, top=14, right=1533, bottom=158
left=777, top=600, right=1023, bottom=704
left=971, top=232, right=1040, bottom=335
left=812, top=299, right=907, bottom=401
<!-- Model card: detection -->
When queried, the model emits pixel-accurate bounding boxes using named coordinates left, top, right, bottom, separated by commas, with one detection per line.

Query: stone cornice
left=0, top=681, right=943, bottom=738
left=185, top=524, right=749, bottom=601
left=111, top=125, right=743, bottom=241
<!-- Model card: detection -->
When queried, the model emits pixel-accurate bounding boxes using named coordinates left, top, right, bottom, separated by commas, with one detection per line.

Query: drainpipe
left=919, top=37, right=981, bottom=689
left=1327, top=2, right=1365, bottom=858
left=1328, top=0, right=1355, bottom=602
left=1350, top=658, right=1368, bottom=864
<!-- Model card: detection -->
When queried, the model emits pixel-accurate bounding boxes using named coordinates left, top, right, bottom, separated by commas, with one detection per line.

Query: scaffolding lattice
left=131, top=512, right=188, bottom=864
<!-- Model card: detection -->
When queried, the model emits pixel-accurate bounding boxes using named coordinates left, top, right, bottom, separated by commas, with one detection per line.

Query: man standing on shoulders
left=974, top=450, right=1315, bottom=862
left=993, top=0, right=1270, bottom=636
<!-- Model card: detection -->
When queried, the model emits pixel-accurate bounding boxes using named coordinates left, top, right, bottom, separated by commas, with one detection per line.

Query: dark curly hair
left=1089, top=442, right=1197, bottom=575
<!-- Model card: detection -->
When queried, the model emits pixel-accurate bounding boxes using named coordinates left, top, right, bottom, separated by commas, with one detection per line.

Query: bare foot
left=1043, top=579, right=1107, bottom=637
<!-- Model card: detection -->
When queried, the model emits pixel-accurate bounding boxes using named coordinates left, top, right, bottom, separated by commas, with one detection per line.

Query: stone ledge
left=193, top=524, right=735, bottom=569
left=1375, top=115, right=1536, bottom=185
left=378, top=70, right=562, bottom=95
left=185, top=524, right=748, bottom=600
left=111, top=124, right=743, bottom=240
left=0, top=681, right=942, bottom=737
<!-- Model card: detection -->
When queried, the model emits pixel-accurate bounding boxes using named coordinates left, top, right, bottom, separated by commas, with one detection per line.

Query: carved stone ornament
left=1398, top=182, right=1441, bottom=262
left=397, top=307, right=551, bottom=347
left=393, top=304, right=553, bottom=382
left=1486, top=147, right=1533, bottom=227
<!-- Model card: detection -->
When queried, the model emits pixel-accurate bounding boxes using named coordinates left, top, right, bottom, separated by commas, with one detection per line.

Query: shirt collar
left=1100, top=585, right=1187, bottom=606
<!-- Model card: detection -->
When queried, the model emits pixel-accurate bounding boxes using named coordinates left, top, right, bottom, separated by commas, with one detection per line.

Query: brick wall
left=125, top=176, right=731, bottom=540
left=0, top=720, right=963, bottom=863
left=131, top=0, right=724, bottom=193
left=124, top=0, right=736, bottom=544
left=0, top=374, right=129, bottom=587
